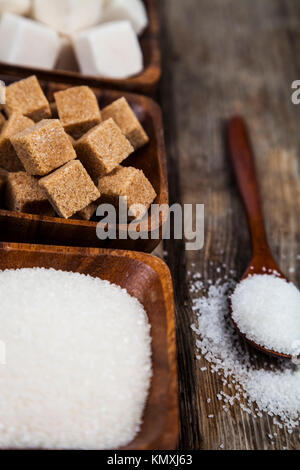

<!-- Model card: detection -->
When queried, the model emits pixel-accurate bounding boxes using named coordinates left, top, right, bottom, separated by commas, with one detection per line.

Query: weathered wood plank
left=159, top=0, right=300, bottom=450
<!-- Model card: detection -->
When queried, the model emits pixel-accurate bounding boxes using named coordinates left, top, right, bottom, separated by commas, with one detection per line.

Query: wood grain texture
left=0, top=78, right=169, bottom=253
left=0, top=242, right=178, bottom=451
left=0, top=0, right=161, bottom=95
left=159, top=0, right=300, bottom=450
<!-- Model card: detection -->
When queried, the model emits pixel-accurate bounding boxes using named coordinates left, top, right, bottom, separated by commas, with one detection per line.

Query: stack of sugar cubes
left=0, top=0, right=148, bottom=79
left=0, top=75, right=156, bottom=220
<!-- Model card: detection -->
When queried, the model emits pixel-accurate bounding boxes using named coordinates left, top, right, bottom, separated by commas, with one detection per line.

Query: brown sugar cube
left=102, top=97, right=149, bottom=150
left=68, top=135, right=76, bottom=146
left=4, top=76, right=51, bottom=122
left=98, top=166, right=156, bottom=219
left=75, top=118, right=134, bottom=181
left=0, top=113, right=34, bottom=172
left=74, top=202, right=98, bottom=221
left=11, top=119, right=77, bottom=176
left=54, top=86, right=102, bottom=139
left=0, top=113, right=5, bottom=132
left=5, top=172, right=52, bottom=215
left=39, top=160, right=100, bottom=219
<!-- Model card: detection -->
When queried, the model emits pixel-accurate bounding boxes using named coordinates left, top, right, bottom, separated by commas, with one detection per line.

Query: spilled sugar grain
left=190, top=272, right=300, bottom=433
left=0, top=268, right=152, bottom=450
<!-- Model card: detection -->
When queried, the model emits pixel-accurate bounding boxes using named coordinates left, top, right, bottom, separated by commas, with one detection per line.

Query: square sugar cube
left=0, top=113, right=34, bottom=172
left=73, top=20, right=143, bottom=79
left=102, top=97, right=149, bottom=150
left=75, top=118, right=133, bottom=181
left=0, top=0, right=31, bottom=15
left=39, top=160, right=100, bottom=219
left=11, top=119, right=77, bottom=176
left=74, top=202, right=98, bottom=221
left=98, top=166, right=156, bottom=219
left=54, top=86, right=102, bottom=139
left=0, top=13, right=60, bottom=72
left=5, top=171, right=52, bottom=215
left=4, top=76, right=51, bottom=122
left=102, top=0, right=148, bottom=35
left=33, top=0, right=104, bottom=35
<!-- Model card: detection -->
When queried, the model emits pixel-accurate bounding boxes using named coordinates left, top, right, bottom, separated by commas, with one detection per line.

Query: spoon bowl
left=227, top=116, right=292, bottom=360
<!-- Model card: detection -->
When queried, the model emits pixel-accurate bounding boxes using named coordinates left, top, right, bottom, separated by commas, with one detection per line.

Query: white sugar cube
left=33, top=0, right=104, bottom=35
left=0, top=0, right=31, bottom=15
left=73, top=20, right=143, bottom=79
left=0, top=13, right=60, bottom=69
left=102, top=0, right=148, bottom=35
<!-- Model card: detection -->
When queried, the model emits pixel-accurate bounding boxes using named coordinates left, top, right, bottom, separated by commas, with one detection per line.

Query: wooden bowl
left=0, top=0, right=161, bottom=95
left=0, top=78, right=168, bottom=253
left=0, top=241, right=178, bottom=450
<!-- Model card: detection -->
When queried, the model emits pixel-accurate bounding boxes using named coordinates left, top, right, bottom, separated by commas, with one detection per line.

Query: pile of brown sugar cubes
left=0, top=75, right=156, bottom=221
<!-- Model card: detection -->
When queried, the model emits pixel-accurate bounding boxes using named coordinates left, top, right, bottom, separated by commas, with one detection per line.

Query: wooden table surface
left=156, top=0, right=300, bottom=450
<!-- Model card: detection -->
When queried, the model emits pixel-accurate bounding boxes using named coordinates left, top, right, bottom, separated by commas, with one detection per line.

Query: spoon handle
left=227, top=116, right=271, bottom=257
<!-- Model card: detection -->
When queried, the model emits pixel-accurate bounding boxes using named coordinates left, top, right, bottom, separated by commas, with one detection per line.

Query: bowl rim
left=0, top=241, right=179, bottom=451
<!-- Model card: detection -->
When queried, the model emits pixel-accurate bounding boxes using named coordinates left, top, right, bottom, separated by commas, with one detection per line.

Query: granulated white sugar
left=231, top=274, right=300, bottom=355
left=0, top=268, right=152, bottom=450
left=190, top=273, right=300, bottom=433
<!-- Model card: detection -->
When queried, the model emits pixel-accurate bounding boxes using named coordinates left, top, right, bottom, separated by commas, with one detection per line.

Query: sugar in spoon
left=227, top=116, right=292, bottom=360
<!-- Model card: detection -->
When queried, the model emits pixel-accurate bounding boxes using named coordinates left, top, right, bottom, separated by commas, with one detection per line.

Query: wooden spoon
left=0, top=241, right=179, bottom=450
left=227, top=116, right=291, bottom=360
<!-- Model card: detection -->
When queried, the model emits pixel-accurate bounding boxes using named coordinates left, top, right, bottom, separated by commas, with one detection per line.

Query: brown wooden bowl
left=0, top=77, right=168, bottom=253
left=0, top=241, right=178, bottom=450
left=0, top=0, right=161, bottom=95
